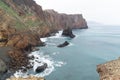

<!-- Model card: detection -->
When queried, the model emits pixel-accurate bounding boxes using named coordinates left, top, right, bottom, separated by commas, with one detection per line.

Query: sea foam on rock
left=13, top=51, right=66, bottom=78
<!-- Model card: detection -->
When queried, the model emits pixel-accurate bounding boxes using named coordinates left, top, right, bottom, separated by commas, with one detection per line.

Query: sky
left=34, top=0, right=120, bottom=25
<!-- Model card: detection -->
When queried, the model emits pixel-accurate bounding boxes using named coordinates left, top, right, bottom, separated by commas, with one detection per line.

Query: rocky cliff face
left=97, top=58, right=120, bottom=80
left=1, top=0, right=88, bottom=32
left=44, top=9, right=88, bottom=30
left=0, top=0, right=88, bottom=79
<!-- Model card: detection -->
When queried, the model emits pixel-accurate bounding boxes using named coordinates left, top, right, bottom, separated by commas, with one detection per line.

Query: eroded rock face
left=97, top=58, right=120, bottom=80
left=6, top=31, right=43, bottom=51
left=44, top=9, right=88, bottom=29
left=6, top=76, right=45, bottom=80
left=1, top=0, right=88, bottom=38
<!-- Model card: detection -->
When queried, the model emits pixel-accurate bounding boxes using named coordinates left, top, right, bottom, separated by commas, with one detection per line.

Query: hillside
left=0, top=0, right=88, bottom=79
left=0, top=0, right=88, bottom=33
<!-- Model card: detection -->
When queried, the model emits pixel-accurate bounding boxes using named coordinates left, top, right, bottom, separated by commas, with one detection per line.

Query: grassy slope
left=0, top=0, right=26, bottom=29
left=0, top=0, right=46, bottom=30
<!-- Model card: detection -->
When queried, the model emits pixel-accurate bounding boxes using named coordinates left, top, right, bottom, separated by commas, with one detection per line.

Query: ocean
left=15, top=24, right=120, bottom=80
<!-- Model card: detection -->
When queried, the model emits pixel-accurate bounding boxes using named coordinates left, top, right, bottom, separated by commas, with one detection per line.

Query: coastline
left=97, top=58, right=120, bottom=80
left=0, top=0, right=88, bottom=79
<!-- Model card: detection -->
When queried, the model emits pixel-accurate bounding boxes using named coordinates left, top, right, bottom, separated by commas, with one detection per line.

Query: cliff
left=97, top=58, right=120, bottom=80
left=1, top=0, right=87, bottom=31
left=0, top=0, right=88, bottom=79
left=44, top=9, right=88, bottom=30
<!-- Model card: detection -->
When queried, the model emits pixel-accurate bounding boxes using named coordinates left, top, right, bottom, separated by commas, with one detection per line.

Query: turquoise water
left=38, top=25, right=120, bottom=80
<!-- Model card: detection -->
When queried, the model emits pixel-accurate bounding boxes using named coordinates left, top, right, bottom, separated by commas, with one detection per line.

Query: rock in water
left=57, top=41, right=69, bottom=47
left=62, top=28, right=75, bottom=38
left=35, top=63, right=47, bottom=73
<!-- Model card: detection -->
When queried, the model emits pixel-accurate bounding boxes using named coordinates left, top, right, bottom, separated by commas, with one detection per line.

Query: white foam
left=49, top=31, right=63, bottom=38
left=13, top=51, right=66, bottom=78
left=52, top=52, right=60, bottom=55
left=40, top=38, right=47, bottom=42
left=54, top=61, right=66, bottom=67
left=68, top=43, right=74, bottom=46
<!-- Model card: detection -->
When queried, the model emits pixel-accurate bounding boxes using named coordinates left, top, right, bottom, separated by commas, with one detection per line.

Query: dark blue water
left=39, top=25, right=120, bottom=80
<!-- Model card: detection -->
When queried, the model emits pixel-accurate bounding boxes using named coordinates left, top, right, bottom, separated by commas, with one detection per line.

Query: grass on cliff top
left=0, top=0, right=26, bottom=29
left=0, top=0, right=49, bottom=30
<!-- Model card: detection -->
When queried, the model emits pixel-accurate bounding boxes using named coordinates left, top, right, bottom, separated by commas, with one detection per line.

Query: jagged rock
left=44, top=9, right=88, bottom=29
left=8, top=49, right=29, bottom=71
left=6, top=31, right=43, bottom=52
left=97, top=58, right=120, bottom=80
left=6, top=76, right=45, bottom=80
left=57, top=41, right=69, bottom=47
left=35, top=63, right=47, bottom=73
left=62, top=28, right=75, bottom=38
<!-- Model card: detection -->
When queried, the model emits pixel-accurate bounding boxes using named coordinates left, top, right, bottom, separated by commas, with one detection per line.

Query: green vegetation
left=0, top=0, right=46, bottom=30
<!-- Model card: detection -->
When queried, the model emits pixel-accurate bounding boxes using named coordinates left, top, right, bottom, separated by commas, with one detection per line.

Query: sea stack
left=62, top=28, right=75, bottom=38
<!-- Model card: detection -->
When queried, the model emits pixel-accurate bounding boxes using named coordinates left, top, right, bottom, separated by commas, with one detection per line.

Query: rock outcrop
left=44, top=9, right=88, bottom=30
left=0, top=0, right=88, bottom=38
left=35, top=63, right=48, bottom=73
left=97, top=58, right=120, bottom=80
left=57, top=41, right=69, bottom=47
left=62, top=28, right=75, bottom=38
left=6, top=76, right=45, bottom=80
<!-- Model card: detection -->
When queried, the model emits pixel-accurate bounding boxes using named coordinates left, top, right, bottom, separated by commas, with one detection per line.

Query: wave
left=13, top=51, right=66, bottom=78
left=49, top=31, right=63, bottom=38
left=52, top=52, right=60, bottom=55
left=41, top=38, right=47, bottom=42
left=68, top=43, right=74, bottom=46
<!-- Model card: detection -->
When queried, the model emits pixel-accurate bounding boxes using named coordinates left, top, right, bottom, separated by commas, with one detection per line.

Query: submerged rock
left=57, top=41, right=69, bottom=47
left=35, top=63, right=48, bottom=73
left=62, top=28, right=75, bottom=38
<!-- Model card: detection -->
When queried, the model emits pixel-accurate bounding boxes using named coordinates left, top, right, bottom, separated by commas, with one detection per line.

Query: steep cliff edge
left=1, top=0, right=88, bottom=31
left=0, top=0, right=88, bottom=79
left=97, top=58, right=120, bottom=80
left=44, top=9, right=88, bottom=30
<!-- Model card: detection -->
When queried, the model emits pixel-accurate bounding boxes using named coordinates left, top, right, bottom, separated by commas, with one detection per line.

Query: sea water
left=15, top=24, right=120, bottom=80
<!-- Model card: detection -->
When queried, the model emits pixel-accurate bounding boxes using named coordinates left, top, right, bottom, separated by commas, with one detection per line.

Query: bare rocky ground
left=97, top=58, right=120, bottom=80
left=6, top=76, right=45, bottom=80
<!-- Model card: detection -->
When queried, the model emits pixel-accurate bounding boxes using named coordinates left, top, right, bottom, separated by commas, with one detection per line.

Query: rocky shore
left=0, top=0, right=88, bottom=79
left=6, top=76, right=45, bottom=80
left=97, top=58, right=120, bottom=80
